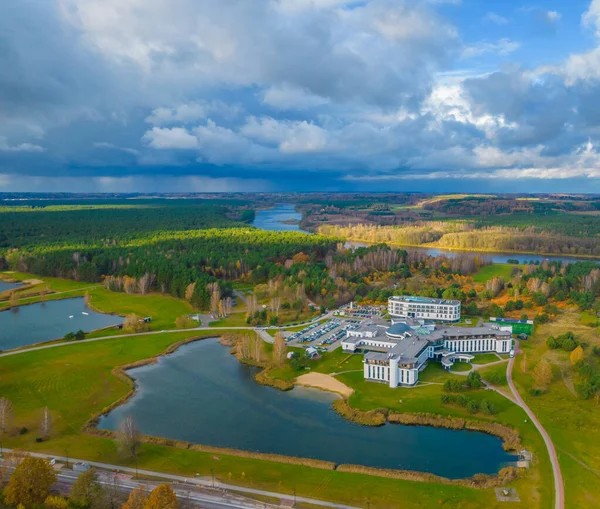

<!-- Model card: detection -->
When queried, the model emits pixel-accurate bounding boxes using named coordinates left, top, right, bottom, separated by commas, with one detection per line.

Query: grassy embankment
left=472, top=264, right=517, bottom=284
left=0, top=332, right=523, bottom=509
left=511, top=310, right=600, bottom=508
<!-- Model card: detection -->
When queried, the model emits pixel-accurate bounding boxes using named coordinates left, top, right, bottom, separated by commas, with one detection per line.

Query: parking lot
left=285, top=318, right=362, bottom=352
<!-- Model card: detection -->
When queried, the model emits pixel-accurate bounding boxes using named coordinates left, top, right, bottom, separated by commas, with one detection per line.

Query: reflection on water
left=99, top=338, right=516, bottom=478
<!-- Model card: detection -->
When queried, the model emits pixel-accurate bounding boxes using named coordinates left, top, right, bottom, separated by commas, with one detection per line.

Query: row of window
left=446, top=338, right=509, bottom=352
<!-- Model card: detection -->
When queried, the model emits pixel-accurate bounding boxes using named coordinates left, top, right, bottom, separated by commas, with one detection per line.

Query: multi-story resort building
left=388, top=296, right=461, bottom=323
left=342, top=322, right=512, bottom=388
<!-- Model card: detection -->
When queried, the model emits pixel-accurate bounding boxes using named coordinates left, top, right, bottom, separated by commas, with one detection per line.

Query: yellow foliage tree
left=273, top=332, right=286, bottom=367
left=122, top=486, right=149, bottom=509
left=532, top=359, right=552, bottom=390
left=123, top=314, right=145, bottom=333
left=44, top=495, right=70, bottom=508
left=4, top=456, right=56, bottom=507
left=570, top=345, right=584, bottom=365
left=143, top=484, right=179, bottom=509
left=175, top=315, right=195, bottom=329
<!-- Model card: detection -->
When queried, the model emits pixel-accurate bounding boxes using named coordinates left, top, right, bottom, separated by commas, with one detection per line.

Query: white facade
left=388, top=296, right=460, bottom=322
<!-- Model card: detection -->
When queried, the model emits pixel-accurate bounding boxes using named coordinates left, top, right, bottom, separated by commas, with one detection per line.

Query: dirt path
left=295, top=372, right=354, bottom=398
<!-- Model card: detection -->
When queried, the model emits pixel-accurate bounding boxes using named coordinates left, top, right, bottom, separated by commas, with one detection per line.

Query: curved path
left=506, top=341, right=564, bottom=509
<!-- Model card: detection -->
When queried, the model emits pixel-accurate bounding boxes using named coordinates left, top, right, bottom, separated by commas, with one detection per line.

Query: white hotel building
left=388, top=296, right=461, bottom=323
left=342, top=322, right=512, bottom=388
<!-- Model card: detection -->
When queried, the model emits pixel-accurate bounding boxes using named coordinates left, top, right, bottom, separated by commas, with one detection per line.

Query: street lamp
left=210, top=468, right=215, bottom=488
left=293, top=488, right=296, bottom=507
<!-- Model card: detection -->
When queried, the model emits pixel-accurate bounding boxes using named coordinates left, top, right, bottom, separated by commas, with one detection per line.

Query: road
left=2, top=450, right=361, bottom=509
left=506, top=341, right=564, bottom=509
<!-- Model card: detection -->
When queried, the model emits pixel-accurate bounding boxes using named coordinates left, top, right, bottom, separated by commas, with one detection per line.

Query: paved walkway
left=506, top=341, right=564, bottom=509
left=2, top=450, right=361, bottom=509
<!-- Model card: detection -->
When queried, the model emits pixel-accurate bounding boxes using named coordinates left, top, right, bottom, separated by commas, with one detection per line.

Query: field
left=511, top=310, right=600, bottom=508
left=472, top=264, right=517, bottom=284
left=0, top=331, right=529, bottom=509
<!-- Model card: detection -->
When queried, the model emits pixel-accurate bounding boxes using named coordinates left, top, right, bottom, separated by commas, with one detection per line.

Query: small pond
left=98, top=339, right=516, bottom=478
left=0, top=297, right=123, bottom=350
left=0, top=280, right=23, bottom=294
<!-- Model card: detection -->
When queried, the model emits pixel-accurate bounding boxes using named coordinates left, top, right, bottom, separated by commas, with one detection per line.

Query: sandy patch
left=295, top=372, right=354, bottom=398
left=23, top=279, right=44, bottom=285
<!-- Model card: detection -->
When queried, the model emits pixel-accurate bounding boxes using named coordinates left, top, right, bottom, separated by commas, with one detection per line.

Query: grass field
left=449, top=362, right=472, bottom=372
left=472, top=264, right=517, bottom=284
left=0, top=332, right=531, bottom=509
left=472, top=353, right=502, bottom=364
left=511, top=310, right=600, bottom=508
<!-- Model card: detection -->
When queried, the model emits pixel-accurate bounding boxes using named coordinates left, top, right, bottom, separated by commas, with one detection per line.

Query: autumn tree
left=184, top=282, right=196, bottom=303
left=124, top=314, right=145, bottom=333
left=4, top=456, right=56, bottom=507
left=44, top=495, right=70, bottom=508
left=0, top=397, right=13, bottom=434
left=117, top=414, right=141, bottom=459
left=570, top=345, right=584, bottom=365
left=9, top=290, right=18, bottom=307
left=175, top=315, right=196, bottom=329
left=0, top=449, right=26, bottom=486
left=122, top=486, right=149, bottom=509
left=139, top=273, right=156, bottom=295
left=532, top=359, right=552, bottom=390
left=40, top=406, right=53, bottom=439
left=70, top=467, right=101, bottom=507
left=273, top=332, right=286, bottom=367
left=144, top=484, right=179, bottom=509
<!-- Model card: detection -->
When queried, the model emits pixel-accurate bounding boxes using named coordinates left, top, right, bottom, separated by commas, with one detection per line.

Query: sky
left=3, top=0, right=600, bottom=193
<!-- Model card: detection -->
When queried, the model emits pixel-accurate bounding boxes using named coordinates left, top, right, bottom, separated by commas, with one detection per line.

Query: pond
left=0, top=280, right=22, bottom=294
left=252, top=203, right=306, bottom=232
left=98, top=339, right=516, bottom=478
left=0, top=298, right=123, bottom=351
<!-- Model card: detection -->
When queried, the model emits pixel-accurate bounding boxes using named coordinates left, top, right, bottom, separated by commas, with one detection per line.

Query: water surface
left=0, top=280, right=22, bottom=293
left=252, top=204, right=306, bottom=232
left=0, top=297, right=123, bottom=350
left=99, top=339, right=515, bottom=478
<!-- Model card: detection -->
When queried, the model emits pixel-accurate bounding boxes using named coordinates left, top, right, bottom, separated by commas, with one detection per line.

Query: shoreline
left=87, top=335, right=522, bottom=486
left=295, top=372, right=353, bottom=398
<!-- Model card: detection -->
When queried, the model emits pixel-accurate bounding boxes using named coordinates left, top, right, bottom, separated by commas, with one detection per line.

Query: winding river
left=98, top=339, right=516, bottom=479
left=254, top=203, right=599, bottom=265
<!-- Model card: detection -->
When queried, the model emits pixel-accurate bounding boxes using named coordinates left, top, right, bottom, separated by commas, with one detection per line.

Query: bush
left=528, top=388, right=544, bottom=397
left=546, top=331, right=579, bottom=352
left=466, top=400, right=479, bottom=414
left=19, top=427, right=28, bottom=435
left=443, top=379, right=464, bottom=392
left=466, top=371, right=483, bottom=389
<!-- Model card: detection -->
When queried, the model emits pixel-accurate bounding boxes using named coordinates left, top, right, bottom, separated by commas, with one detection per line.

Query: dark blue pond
left=0, top=297, right=123, bottom=350
left=0, top=280, right=22, bottom=293
left=98, top=338, right=516, bottom=478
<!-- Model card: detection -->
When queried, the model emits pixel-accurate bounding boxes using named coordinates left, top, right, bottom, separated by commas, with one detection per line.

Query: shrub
left=466, top=371, right=483, bottom=389
left=443, top=379, right=464, bottom=393
left=466, top=400, right=479, bottom=414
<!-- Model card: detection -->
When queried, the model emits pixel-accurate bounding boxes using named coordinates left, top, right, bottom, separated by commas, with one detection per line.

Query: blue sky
left=3, top=0, right=600, bottom=193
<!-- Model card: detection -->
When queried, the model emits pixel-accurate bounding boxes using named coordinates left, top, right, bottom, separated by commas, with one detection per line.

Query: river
left=0, top=297, right=123, bottom=350
left=253, top=203, right=598, bottom=265
left=98, top=339, right=515, bottom=478
left=252, top=204, right=306, bottom=232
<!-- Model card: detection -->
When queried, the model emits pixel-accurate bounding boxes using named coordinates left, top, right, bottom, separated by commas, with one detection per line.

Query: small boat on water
left=69, top=315, right=74, bottom=319
left=82, top=312, right=89, bottom=316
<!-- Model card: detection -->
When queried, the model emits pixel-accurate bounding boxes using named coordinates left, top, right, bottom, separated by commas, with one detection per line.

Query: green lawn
left=472, top=264, right=517, bottom=283
left=511, top=311, right=600, bottom=508
left=450, top=362, right=472, bottom=372
left=0, top=331, right=520, bottom=509
left=472, top=353, right=502, bottom=364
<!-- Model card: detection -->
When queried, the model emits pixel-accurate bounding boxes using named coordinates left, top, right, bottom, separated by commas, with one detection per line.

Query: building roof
left=389, top=296, right=460, bottom=306
left=386, top=322, right=412, bottom=337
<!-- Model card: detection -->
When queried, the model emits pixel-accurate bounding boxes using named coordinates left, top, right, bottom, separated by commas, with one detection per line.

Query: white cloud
left=0, top=137, right=44, bottom=153
left=262, top=84, right=330, bottom=110
left=142, top=127, right=198, bottom=149
left=462, top=39, right=520, bottom=59
left=484, top=12, right=509, bottom=25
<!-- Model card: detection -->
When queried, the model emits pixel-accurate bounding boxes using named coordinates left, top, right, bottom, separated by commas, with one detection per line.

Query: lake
left=252, top=204, right=306, bottom=232
left=98, top=339, right=515, bottom=478
left=0, top=280, right=22, bottom=293
left=0, top=298, right=123, bottom=350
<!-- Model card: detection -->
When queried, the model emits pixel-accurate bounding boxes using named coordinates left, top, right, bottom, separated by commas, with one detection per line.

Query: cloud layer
left=2, top=0, right=600, bottom=191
